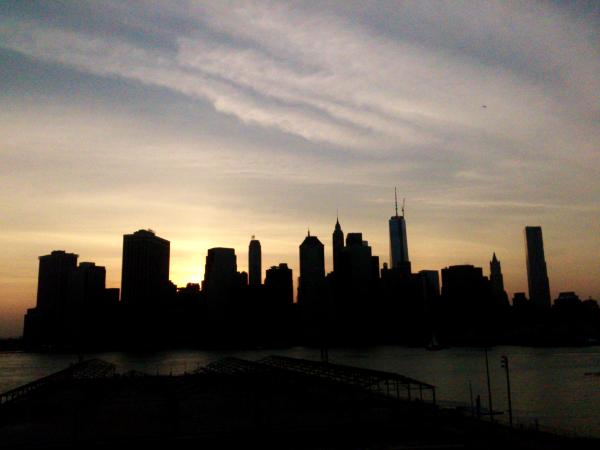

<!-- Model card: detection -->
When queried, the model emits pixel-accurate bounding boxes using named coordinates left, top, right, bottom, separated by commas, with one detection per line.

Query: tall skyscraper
left=65, top=261, right=110, bottom=345
left=36, top=250, right=79, bottom=312
left=265, top=263, right=294, bottom=306
left=332, top=217, right=344, bottom=273
left=343, top=232, right=374, bottom=285
left=525, top=226, right=551, bottom=309
left=121, top=229, right=170, bottom=306
left=203, top=247, right=238, bottom=308
left=248, top=237, right=262, bottom=286
left=68, top=262, right=106, bottom=307
left=489, top=253, right=504, bottom=292
left=23, top=250, right=78, bottom=346
left=389, top=189, right=410, bottom=273
left=298, top=231, right=325, bottom=307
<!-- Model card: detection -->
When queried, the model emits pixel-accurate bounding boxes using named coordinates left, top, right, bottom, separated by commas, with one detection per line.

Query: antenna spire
left=394, top=187, right=398, bottom=216
left=402, top=198, right=405, bottom=216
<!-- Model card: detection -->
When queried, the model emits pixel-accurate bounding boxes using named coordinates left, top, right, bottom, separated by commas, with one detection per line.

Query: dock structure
left=202, top=356, right=270, bottom=375
left=258, top=355, right=436, bottom=404
left=0, top=358, right=115, bottom=406
left=202, top=355, right=436, bottom=405
left=1, top=356, right=599, bottom=449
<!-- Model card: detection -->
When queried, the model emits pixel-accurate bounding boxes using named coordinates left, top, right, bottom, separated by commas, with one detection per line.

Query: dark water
left=1, top=346, right=599, bottom=437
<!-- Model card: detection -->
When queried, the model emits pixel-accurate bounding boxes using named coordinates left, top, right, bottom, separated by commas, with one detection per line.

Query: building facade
left=298, top=232, right=325, bottom=308
left=248, top=238, right=262, bottom=286
left=121, top=229, right=170, bottom=307
left=524, top=226, right=551, bottom=309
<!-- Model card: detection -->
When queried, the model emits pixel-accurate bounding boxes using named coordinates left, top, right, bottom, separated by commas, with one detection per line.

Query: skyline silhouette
left=19, top=208, right=600, bottom=350
left=7, top=200, right=600, bottom=340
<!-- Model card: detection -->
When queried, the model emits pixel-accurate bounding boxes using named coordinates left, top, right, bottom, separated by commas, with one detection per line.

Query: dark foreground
left=0, top=357, right=598, bottom=450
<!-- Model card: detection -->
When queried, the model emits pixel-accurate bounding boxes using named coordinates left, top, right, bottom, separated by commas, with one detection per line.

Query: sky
left=1, top=1, right=599, bottom=337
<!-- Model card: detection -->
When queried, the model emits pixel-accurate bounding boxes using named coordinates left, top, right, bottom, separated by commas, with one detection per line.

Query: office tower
left=67, top=262, right=106, bottom=307
left=36, top=250, right=79, bottom=312
left=489, top=253, right=509, bottom=306
left=203, top=247, right=238, bottom=308
left=524, top=226, right=551, bottom=309
left=121, top=229, right=170, bottom=306
left=441, top=265, right=488, bottom=301
left=489, top=253, right=504, bottom=295
left=265, top=263, right=294, bottom=305
left=332, top=217, right=344, bottom=273
left=298, top=231, right=325, bottom=307
left=511, top=292, right=529, bottom=308
left=389, top=189, right=410, bottom=273
left=419, top=270, right=440, bottom=299
left=440, top=264, right=496, bottom=341
left=248, top=237, right=262, bottom=286
left=65, top=262, right=110, bottom=345
left=23, top=250, right=78, bottom=346
left=343, top=232, right=374, bottom=285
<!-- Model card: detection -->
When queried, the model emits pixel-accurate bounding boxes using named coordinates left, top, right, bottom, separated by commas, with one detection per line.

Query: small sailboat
left=426, top=331, right=445, bottom=351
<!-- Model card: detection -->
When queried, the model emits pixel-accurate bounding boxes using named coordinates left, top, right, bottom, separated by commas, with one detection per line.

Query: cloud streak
left=0, top=1, right=599, bottom=336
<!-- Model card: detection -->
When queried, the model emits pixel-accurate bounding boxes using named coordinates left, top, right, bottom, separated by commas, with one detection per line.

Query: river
left=1, top=345, right=599, bottom=437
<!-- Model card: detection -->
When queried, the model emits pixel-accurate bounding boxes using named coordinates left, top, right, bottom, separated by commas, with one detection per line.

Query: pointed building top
left=307, top=228, right=311, bottom=237
left=334, top=213, right=342, bottom=231
left=394, top=187, right=398, bottom=216
left=492, top=252, right=498, bottom=262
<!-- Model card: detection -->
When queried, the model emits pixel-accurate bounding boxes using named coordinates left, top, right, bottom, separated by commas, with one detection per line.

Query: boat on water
left=426, top=332, right=445, bottom=351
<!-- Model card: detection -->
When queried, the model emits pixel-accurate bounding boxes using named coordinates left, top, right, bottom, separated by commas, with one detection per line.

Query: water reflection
left=1, top=345, right=599, bottom=437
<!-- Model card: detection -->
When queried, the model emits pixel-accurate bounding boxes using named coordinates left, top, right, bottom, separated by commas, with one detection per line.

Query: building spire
left=394, top=187, right=398, bottom=216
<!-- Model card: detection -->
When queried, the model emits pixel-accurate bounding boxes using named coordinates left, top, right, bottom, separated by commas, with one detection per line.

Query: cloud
left=2, top=1, right=597, bottom=157
left=1, top=1, right=599, bottom=336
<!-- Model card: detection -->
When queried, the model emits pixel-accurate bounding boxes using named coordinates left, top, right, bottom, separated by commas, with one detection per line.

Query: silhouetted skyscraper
left=23, top=250, right=78, bottom=346
left=298, top=231, right=325, bottom=307
left=68, top=262, right=106, bottom=307
left=265, top=263, right=293, bottom=306
left=344, top=232, right=374, bottom=285
left=248, top=237, right=262, bottom=286
left=36, top=250, right=79, bottom=312
left=121, top=229, right=170, bottom=307
left=525, top=226, right=551, bottom=309
left=440, top=264, right=495, bottom=342
left=489, top=253, right=504, bottom=294
left=66, top=261, right=115, bottom=346
left=203, top=247, right=238, bottom=310
left=389, top=189, right=410, bottom=273
left=332, top=217, right=344, bottom=273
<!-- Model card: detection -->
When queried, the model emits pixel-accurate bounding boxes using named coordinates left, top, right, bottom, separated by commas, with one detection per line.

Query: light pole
left=484, top=347, right=494, bottom=423
left=501, top=355, right=513, bottom=428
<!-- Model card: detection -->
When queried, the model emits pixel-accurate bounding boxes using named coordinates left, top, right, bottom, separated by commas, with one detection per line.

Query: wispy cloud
left=0, top=1, right=599, bottom=336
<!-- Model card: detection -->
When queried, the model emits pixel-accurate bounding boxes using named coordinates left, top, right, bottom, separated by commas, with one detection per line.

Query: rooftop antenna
left=394, top=187, right=399, bottom=216
left=402, top=198, right=405, bottom=217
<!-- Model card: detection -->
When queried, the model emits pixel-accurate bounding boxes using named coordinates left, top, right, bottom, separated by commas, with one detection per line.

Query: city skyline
left=1, top=2, right=599, bottom=337
left=2, top=200, right=600, bottom=337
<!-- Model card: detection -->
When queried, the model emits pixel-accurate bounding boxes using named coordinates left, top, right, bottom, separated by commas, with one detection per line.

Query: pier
left=0, top=357, right=598, bottom=449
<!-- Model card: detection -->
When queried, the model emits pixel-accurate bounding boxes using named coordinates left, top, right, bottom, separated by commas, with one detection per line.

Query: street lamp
left=484, top=347, right=494, bottom=423
left=501, top=355, right=513, bottom=428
